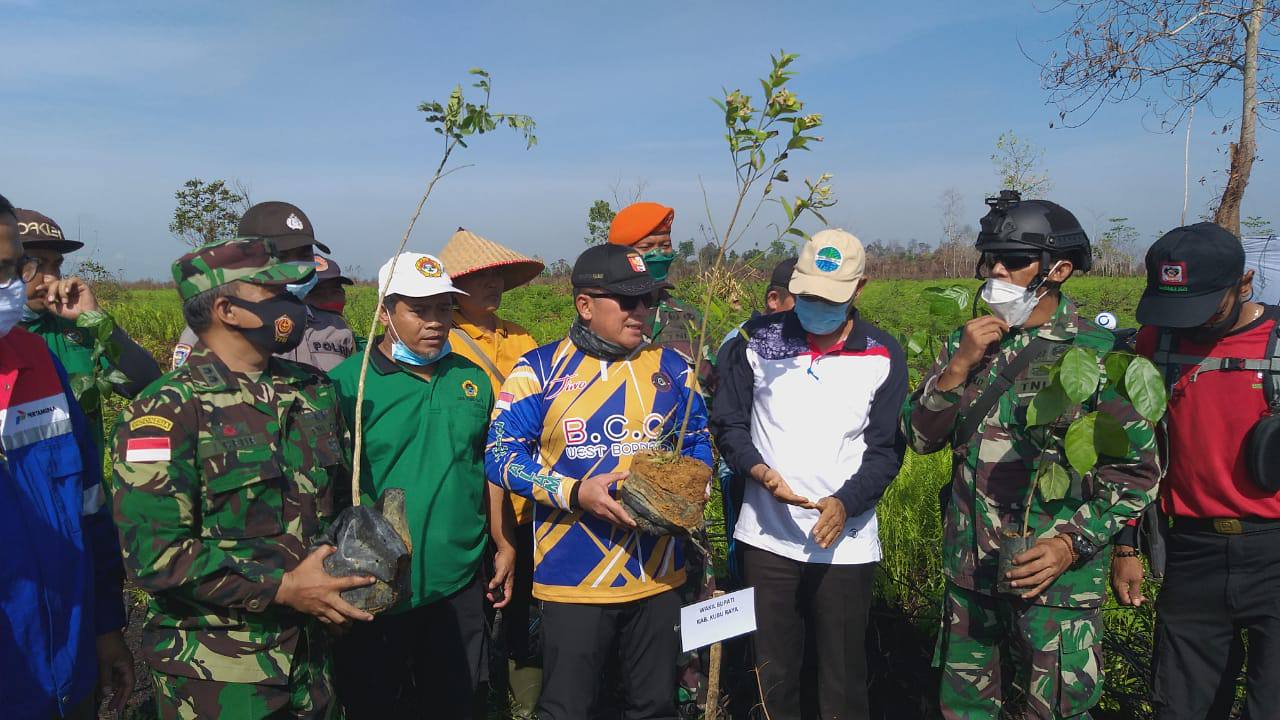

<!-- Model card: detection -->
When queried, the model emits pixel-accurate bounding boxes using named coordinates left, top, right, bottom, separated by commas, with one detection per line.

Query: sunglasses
left=582, top=292, right=655, bottom=311
left=979, top=251, right=1040, bottom=273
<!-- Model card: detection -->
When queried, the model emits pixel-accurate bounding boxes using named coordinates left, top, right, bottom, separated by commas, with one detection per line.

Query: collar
left=182, top=345, right=309, bottom=392
left=1025, top=295, right=1077, bottom=343
left=781, top=308, right=869, bottom=352
left=453, top=310, right=505, bottom=340
left=0, top=327, right=40, bottom=370
left=367, top=336, right=459, bottom=377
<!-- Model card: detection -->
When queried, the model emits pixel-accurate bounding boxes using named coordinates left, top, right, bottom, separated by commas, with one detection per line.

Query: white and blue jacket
left=1, top=328, right=126, bottom=718
left=711, top=310, right=908, bottom=565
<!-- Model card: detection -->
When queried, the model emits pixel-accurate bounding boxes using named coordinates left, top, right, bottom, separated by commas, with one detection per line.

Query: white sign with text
left=680, top=587, right=757, bottom=652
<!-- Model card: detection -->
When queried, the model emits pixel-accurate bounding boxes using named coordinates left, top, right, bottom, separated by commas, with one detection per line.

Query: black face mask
left=226, top=292, right=308, bottom=355
left=1179, top=287, right=1244, bottom=345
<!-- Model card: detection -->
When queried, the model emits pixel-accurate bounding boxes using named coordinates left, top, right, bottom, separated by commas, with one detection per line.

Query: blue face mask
left=793, top=296, right=851, bottom=335
left=388, top=320, right=451, bottom=366
left=285, top=261, right=320, bottom=300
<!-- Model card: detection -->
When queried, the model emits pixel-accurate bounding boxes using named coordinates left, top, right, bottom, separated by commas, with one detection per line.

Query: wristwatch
left=1065, top=532, right=1099, bottom=569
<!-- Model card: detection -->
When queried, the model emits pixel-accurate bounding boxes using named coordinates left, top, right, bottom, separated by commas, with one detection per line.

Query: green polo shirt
left=329, top=341, right=494, bottom=609
left=22, top=312, right=108, bottom=453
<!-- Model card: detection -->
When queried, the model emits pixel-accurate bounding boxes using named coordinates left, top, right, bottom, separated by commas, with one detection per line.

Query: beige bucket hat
left=438, top=227, right=545, bottom=289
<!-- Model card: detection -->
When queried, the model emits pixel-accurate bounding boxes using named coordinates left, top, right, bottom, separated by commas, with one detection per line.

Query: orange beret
left=608, top=202, right=675, bottom=246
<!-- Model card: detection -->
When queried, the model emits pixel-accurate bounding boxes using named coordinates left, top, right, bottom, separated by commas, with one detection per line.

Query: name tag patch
left=126, top=437, right=172, bottom=463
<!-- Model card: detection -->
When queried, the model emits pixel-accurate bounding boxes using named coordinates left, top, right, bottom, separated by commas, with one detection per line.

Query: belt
left=1170, top=516, right=1280, bottom=535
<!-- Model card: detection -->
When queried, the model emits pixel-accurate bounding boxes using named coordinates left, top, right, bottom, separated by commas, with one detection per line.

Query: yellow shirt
left=451, top=311, right=540, bottom=525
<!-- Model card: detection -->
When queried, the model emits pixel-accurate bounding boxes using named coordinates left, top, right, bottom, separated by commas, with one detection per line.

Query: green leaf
left=1103, top=351, right=1134, bottom=388
left=1060, top=347, right=1101, bottom=403
left=1026, top=380, right=1069, bottom=426
left=1124, top=357, right=1168, bottom=423
left=1036, top=462, right=1072, bottom=502
left=1093, top=411, right=1130, bottom=458
left=1064, top=413, right=1100, bottom=477
left=906, top=330, right=929, bottom=356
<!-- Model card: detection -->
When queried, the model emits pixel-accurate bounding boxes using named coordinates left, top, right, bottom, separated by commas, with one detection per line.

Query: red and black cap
left=237, top=201, right=331, bottom=254
left=314, top=255, right=353, bottom=286
left=1137, top=222, right=1245, bottom=328
left=571, top=243, right=667, bottom=296
left=14, top=208, right=84, bottom=253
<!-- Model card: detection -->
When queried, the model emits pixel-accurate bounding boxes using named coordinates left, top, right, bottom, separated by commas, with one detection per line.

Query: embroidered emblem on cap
left=286, top=213, right=305, bottom=231
left=814, top=246, right=843, bottom=273
left=462, top=379, right=479, bottom=398
left=627, top=255, right=647, bottom=273
left=315, top=257, right=330, bottom=272
left=274, top=315, right=295, bottom=343
left=416, top=256, right=443, bottom=278
left=1160, top=262, right=1187, bottom=286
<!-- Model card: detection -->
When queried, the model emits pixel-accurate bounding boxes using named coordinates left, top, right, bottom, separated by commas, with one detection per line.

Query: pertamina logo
left=274, top=315, right=295, bottom=343
left=15, top=406, right=56, bottom=426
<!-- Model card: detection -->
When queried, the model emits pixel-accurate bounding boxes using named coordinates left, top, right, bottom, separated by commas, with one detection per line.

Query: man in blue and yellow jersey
left=486, top=243, right=713, bottom=720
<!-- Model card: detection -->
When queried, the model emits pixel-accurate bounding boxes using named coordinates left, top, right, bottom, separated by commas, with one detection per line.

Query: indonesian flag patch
left=496, top=391, right=514, bottom=411
left=126, top=437, right=172, bottom=463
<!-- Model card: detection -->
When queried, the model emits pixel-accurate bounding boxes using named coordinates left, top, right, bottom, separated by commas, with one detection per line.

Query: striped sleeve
left=485, top=356, right=579, bottom=509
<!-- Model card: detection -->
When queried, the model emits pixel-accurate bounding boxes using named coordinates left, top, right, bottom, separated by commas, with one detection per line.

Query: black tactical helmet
left=975, top=190, right=1092, bottom=275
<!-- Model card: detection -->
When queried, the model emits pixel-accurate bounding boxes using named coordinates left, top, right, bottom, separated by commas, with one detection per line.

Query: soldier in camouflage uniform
left=111, top=238, right=375, bottom=719
left=900, top=192, right=1161, bottom=720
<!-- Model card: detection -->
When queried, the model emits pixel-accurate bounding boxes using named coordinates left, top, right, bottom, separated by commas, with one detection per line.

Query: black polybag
left=311, top=488, right=412, bottom=614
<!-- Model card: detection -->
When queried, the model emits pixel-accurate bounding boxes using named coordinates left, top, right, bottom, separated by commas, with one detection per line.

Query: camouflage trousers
left=935, top=583, right=1103, bottom=720
left=151, top=631, right=338, bottom=720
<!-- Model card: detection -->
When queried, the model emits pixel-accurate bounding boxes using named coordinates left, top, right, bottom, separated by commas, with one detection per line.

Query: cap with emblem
left=1137, top=222, right=1246, bottom=328
left=237, top=201, right=332, bottom=254
left=378, top=253, right=466, bottom=299
left=172, top=238, right=315, bottom=302
left=571, top=243, right=666, bottom=296
left=14, top=209, right=84, bottom=253
left=314, top=255, right=353, bottom=286
left=789, top=229, right=866, bottom=303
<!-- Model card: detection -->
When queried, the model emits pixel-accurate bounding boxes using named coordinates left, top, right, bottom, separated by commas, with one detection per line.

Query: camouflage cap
left=172, top=237, right=315, bottom=302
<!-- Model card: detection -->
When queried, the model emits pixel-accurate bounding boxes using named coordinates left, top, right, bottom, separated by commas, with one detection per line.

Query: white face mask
left=0, top=280, right=27, bottom=337
left=980, top=262, right=1062, bottom=327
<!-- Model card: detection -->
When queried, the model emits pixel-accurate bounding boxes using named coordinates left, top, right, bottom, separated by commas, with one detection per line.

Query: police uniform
left=902, top=297, right=1161, bottom=719
left=173, top=307, right=355, bottom=372
left=112, top=239, right=348, bottom=719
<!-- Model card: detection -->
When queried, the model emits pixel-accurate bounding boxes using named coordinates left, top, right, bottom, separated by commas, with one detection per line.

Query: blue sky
left=2, top=0, right=1274, bottom=279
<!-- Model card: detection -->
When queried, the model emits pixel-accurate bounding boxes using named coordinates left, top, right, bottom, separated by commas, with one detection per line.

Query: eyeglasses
left=582, top=292, right=655, bottom=311
left=0, top=255, right=39, bottom=289
left=978, top=251, right=1040, bottom=276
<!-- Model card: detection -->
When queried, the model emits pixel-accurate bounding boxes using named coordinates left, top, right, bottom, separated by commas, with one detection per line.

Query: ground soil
left=628, top=452, right=714, bottom=530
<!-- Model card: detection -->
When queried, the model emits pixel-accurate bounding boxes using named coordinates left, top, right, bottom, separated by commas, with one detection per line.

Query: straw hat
left=438, top=227, right=544, bottom=289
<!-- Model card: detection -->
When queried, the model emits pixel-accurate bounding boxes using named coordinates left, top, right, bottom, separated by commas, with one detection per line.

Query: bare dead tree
left=991, top=130, right=1054, bottom=199
left=1035, top=0, right=1278, bottom=236
left=609, top=177, right=649, bottom=209
left=939, top=188, right=969, bottom=277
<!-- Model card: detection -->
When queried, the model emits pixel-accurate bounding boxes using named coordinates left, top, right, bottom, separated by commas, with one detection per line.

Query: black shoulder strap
left=955, top=337, right=1054, bottom=448
left=1265, top=319, right=1280, bottom=412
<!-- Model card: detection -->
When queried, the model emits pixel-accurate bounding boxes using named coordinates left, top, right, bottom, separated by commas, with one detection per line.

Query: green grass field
left=101, top=276, right=1185, bottom=718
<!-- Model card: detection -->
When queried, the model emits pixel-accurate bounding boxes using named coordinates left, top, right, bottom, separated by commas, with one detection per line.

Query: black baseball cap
left=769, top=257, right=798, bottom=289
left=314, top=255, right=353, bottom=285
left=14, top=208, right=84, bottom=253
left=237, top=201, right=331, bottom=254
left=1137, top=222, right=1245, bottom=328
left=571, top=244, right=667, bottom=296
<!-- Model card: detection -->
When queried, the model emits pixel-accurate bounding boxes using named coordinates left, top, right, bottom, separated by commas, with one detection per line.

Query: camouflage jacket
left=111, top=346, right=349, bottom=684
left=647, top=291, right=700, bottom=360
left=901, top=296, right=1160, bottom=608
